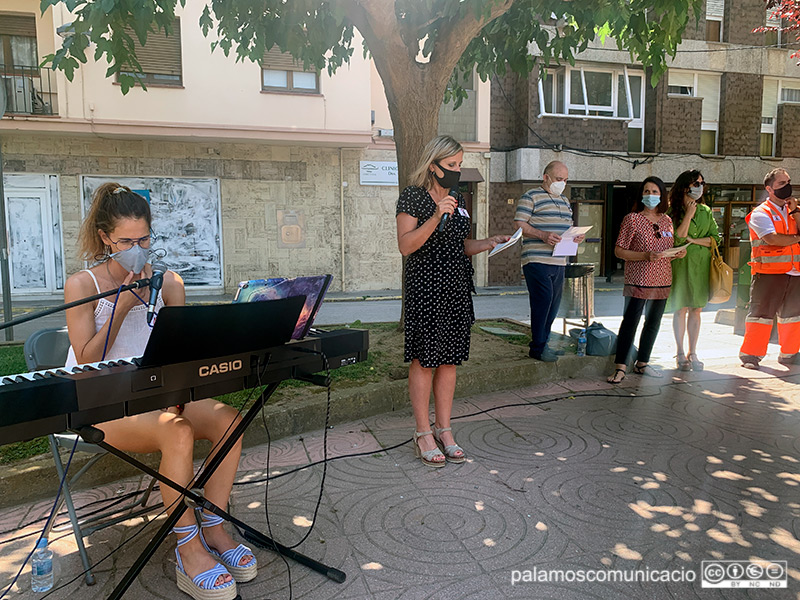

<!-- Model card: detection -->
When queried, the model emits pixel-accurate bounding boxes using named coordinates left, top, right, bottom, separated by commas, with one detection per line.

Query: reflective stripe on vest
left=747, top=201, right=800, bottom=274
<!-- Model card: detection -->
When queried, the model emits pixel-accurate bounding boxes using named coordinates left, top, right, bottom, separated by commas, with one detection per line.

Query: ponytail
left=78, top=183, right=151, bottom=261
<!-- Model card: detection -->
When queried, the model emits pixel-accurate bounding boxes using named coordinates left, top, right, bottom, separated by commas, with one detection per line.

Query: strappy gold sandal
left=414, top=430, right=446, bottom=467
left=433, top=426, right=466, bottom=463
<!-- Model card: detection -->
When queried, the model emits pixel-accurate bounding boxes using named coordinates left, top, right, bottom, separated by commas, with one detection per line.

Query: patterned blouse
left=616, top=211, right=676, bottom=299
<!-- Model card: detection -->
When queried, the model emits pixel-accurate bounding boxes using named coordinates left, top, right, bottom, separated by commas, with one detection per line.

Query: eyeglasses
left=108, top=235, right=152, bottom=251
left=652, top=224, right=662, bottom=239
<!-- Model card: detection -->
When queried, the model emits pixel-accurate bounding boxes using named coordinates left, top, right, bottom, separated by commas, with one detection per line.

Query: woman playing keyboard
left=64, top=183, right=254, bottom=600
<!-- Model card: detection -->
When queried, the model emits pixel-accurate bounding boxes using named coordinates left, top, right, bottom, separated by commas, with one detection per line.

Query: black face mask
left=774, top=182, right=793, bottom=200
left=433, top=162, right=461, bottom=190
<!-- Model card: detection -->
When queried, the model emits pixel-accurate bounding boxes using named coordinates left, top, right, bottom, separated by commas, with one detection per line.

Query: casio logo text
left=199, top=360, right=243, bottom=377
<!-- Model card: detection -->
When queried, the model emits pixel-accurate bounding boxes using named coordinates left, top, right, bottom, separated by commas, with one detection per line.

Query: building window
left=668, top=70, right=720, bottom=154
left=439, top=69, right=477, bottom=141
left=706, top=0, right=724, bottom=41
left=761, top=77, right=800, bottom=156
left=764, top=10, right=787, bottom=47
left=0, top=14, right=37, bottom=70
left=539, top=65, right=645, bottom=151
left=261, top=47, right=319, bottom=93
left=118, top=18, right=182, bottom=86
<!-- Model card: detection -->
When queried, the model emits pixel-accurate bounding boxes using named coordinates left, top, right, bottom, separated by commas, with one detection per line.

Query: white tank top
left=65, top=269, right=165, bottom=368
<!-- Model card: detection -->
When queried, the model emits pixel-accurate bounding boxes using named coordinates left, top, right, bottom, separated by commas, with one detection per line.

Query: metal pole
left=0, top=134, right=14, bottom=341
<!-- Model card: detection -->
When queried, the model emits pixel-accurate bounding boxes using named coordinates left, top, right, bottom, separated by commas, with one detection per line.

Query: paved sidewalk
left=2, top=360, right=799, bottom=599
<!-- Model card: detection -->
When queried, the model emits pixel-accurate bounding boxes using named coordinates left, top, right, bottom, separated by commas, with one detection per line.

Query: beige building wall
left=1, top=0, right=494, bottom=295
left=2, top=133, right=489, bottom=293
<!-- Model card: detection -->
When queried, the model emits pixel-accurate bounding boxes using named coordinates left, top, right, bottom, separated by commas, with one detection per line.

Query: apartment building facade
left=488, top=0, right=800, bottom=284
left=0, top=0, right=492, bottom=298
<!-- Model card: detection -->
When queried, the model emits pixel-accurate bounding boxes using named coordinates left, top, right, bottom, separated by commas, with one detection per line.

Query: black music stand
left=77, top=297, right=346, bottom=599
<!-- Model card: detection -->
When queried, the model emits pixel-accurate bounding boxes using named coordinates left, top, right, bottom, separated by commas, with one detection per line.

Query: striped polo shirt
left=514, top=186, right=573, bottom=267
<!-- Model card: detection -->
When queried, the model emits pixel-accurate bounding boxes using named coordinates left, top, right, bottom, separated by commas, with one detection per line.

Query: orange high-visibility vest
left=747, top=201, right=800, bottom=274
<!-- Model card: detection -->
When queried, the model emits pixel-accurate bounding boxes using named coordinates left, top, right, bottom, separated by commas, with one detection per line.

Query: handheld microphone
left=439, top=188, right=459, bottom=232
left=147, top=262, right=167, bottom=325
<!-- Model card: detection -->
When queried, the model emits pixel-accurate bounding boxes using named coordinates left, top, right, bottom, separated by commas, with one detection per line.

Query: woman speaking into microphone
left=396, top=135, right=509, bottom=468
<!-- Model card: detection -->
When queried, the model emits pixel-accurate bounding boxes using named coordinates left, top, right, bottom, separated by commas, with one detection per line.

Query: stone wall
left=776, top=103, right=800, bottom=158
left=718, top=72, right=763, bottom=156
left=2, top=135, right=493, bottom=293
left=724, top=0, right=766, bottom=45
left=644, top=75, right=703, bottom=154
left=487, top=182, right=526, bottom=285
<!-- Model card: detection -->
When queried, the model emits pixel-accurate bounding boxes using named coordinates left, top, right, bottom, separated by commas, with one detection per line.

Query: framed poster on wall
left=81, top=176, right=223, bottom=288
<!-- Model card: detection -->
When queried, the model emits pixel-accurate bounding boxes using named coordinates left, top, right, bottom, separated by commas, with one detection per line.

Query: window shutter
left=0, top=14, right=36, bottom=37
left=697, top=73, right=720, bottom=122
left=261, top=47, right=305, bottom=72
left=668, top=70, right=695, bottom=88
left=706, top=0, right=724, bottom=19
left=124, top=19, right=182, bottom=76
left=762, top=79, right=778, bottom=118
left=766, top=9, right=781, bottom=27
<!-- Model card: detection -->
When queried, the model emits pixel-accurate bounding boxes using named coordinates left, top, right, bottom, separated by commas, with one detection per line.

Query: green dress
left=667, top=203, right=722, bottom=311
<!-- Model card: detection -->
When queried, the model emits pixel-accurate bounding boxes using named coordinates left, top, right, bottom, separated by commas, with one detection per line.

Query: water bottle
left=577, top=329, right=587, bottom=357
left=31, top=538, right=54, bottom=593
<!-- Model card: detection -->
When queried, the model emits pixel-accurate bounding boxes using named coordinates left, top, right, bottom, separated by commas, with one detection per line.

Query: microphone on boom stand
left=147, top=262, right=167, bottom=325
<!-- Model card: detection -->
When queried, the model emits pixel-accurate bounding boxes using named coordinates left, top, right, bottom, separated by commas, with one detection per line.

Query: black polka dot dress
left=397, top=186, right=475, bottom=368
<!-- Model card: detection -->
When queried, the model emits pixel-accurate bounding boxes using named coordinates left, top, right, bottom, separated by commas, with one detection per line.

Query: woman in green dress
left=667, top=170, right=722, bottom=371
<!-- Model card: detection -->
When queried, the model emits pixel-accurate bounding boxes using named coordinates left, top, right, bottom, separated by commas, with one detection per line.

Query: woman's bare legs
left=97, top=401, right=245, bottom=584
left=181, top=399, right=250, bottom=563
left=408, top=359, right=443, bottom=461
left=673, top=307, right=688, bottom=357
left=687, top=307, right=703, bottom=356
left=432, top=364, right=461, bottom=452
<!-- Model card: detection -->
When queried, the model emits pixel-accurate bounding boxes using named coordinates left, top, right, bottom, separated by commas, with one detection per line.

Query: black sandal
left=633, top=363, right=663, bottom=378
left=607, top=368, right=626, bottom=384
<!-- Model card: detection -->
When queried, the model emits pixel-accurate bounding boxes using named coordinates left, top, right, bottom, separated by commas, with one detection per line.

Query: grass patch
left=0, top=344, right=46, bottom=465
left=0, top=319, right=536, bottom=464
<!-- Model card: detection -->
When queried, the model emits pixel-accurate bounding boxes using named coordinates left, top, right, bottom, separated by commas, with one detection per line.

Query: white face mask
left=548, top=180, right=566, bottom=196
left=110, top=245, right=149, bottom=274
left=688, top=185, right=703, bottom=200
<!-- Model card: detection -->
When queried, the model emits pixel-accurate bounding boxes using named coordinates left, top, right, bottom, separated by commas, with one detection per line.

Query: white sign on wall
left=359, top=161, right=398, bottom=186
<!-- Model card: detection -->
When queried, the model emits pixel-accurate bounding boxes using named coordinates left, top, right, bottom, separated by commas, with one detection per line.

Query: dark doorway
left=605, top=183, right=641, bottom=279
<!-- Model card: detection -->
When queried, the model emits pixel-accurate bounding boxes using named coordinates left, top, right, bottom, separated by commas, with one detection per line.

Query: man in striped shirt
left=514, top=161, right=583, bottom=361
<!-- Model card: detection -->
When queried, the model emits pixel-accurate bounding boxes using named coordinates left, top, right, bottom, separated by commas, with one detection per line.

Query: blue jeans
left=523, top=262, right=565, bottom=356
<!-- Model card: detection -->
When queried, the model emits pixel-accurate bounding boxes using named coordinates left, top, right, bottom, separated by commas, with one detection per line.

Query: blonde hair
left=78, top=183, right=151, bottom=261
left=408, top=135, right=463, bottom=189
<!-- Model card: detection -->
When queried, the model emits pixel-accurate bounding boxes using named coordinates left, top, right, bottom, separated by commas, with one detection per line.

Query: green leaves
left=41, top=0, right=701, bottom=95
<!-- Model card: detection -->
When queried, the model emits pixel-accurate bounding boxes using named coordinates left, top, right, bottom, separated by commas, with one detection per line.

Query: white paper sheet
left=488, top=227, right=523, bottom=258
left=659, top=243, right=690, bottom=258
left=551, top=225, right=592, bottom=257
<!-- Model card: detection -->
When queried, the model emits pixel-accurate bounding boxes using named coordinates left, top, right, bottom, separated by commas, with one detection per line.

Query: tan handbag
left=708, top=237, right=733, bottom=304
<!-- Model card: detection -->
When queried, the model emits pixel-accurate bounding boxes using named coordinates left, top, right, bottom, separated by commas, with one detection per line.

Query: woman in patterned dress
left=666, top=170, right=721, bottom=371
left=607, top=177, right=687, bottom=384
left=396, top=135, right=509, bottom=467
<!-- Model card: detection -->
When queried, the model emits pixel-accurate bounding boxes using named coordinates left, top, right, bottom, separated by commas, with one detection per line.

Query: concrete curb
left=0, top=353, right=612, bottom=509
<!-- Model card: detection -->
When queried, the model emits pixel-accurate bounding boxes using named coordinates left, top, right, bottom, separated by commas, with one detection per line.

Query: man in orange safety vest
left=740, top=168, right=800, bottom=369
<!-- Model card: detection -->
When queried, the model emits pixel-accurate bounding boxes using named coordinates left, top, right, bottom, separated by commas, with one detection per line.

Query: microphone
left=439, top=188, right=459, bottom=232
left=147, top=262, right=166, bottom=325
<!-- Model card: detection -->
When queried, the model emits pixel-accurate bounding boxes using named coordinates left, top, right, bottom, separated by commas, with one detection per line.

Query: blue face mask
left=642, top=195, right=661, bottom=209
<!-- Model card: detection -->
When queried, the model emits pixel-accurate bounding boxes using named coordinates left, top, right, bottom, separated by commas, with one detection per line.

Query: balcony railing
left=1, top=65, right=57, bottom=116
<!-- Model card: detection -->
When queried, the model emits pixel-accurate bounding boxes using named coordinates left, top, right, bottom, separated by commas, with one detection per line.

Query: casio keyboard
left=0, top=328, right=368, bottom=446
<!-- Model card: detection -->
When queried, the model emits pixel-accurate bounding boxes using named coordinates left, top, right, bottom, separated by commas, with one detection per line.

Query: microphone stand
left=0, top=278, right=151, bottom=332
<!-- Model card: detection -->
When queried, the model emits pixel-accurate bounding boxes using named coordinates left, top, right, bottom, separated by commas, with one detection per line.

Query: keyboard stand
left=86, top=380, right=346, bottom=600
